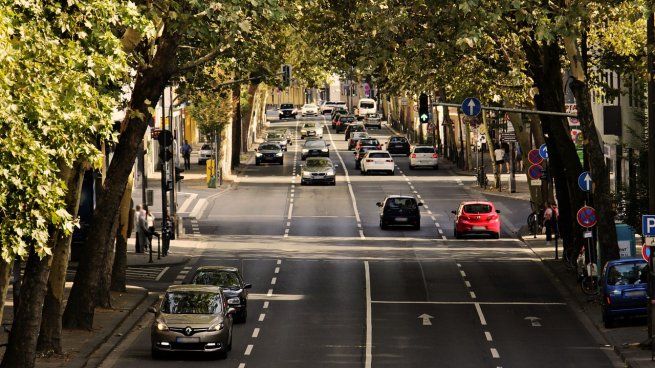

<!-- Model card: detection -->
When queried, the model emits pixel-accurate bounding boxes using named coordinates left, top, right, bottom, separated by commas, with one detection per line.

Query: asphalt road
left=101, top=116, right=619, bottom=368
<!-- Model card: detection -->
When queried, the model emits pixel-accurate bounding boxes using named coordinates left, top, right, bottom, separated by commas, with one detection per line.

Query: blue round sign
left=578, top=171, right=592, bottom=192
left=539, top=144, right=549, bottom=159
left=461, top=97, right=481, bottom=117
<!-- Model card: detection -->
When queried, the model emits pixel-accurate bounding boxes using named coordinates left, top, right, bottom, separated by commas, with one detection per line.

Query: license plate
left=625, top=290, right=646, bottom=297
left=473, top=226, right=486, bottom=230
left=395, top=217, right=408, bottom=222
left=176, top=337, right=200, bottom=343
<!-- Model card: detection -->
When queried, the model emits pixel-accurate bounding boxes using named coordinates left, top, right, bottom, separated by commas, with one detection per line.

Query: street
left=100, top=117, right=619, bottom=368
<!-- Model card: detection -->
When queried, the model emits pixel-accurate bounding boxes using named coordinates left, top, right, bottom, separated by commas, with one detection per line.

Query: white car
left=409, top=145, right=439, bottom=170
left=266, top=133, right=288, bottom=151
left=355, top=98, right=377, bottom=118
left=300, top=122, right=323, bottom=139
left=197, top=144, right=213, bottom=165
left=360, top=150, right=394, bottom=175
left=320, top=101, right=347, bottom=114
left=301, top=103, right=319, bottom=116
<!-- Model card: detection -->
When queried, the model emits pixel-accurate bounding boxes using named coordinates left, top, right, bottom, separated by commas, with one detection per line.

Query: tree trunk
left=37, top=161, right=85, bottom=354
left=1, top=248, right=53, bottom=368
left=242, top=82, right=259, bottom=151
left=231, top=82, right=242, bottom=169
left=62, top=26, right=179, bottom=330
left=481, top=113, right=497, bottom=187
left=96, top=213, right=119, bottom=308
left=111, top=173, right=135, bottom=293
left=0, top=259, right=12, bottom=325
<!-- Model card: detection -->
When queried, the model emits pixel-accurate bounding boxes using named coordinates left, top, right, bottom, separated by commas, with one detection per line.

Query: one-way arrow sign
left=418, top=314, right=434, bottom=326
left=461, top=97, right=481, bottom=117
left=578, top=171, right=592, bottom=192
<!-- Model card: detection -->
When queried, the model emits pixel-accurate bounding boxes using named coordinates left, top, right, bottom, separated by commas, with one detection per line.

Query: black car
left=377, top=195, right=423, bottom=230
left=354, top=145, right=377, bottom=169
left=278, top=103, right=297, bottom=120
left=344, top=123, right=366, bottom=140
left=335, top=115, right=356, bottom=133
left=386, top=136, right=411, bottom=155
left=301, top=139, right=330, bottom=160
left=256, top=143, right=284, bottom=165
left=189, top=266, right=252, bottom=323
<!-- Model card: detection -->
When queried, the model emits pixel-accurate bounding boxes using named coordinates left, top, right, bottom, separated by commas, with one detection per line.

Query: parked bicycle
left=476, top=166, right=488, bottom=188
left=527, top=201, right=543, bottom=238
left=578, top=254, right=599, bottom=296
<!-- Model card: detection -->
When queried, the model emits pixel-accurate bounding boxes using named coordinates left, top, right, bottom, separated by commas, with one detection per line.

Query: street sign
left=500, top=132, right=516, bottom=142
left=643, top=215, right=655, bottom=236
left=528, top=149, right=543, bottom=165
left=578, top=171, right=592, bottom=192
left=577, top=206, right=597, bottom=228
left=528, top=164, right=543, bottom=180
left=461, top=97, right=482, bottom=117
left=642, top=245, right=652, bottom=262
left=539, top=143, right=549, bottom=159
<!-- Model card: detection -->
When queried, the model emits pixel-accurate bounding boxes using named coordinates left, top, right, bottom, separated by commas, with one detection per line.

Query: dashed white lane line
left=271, top=277, right=277, bottom=285
left=465, top=281, right=472, bottom=288
left=259, top=313, right=266, bottom=322
left=252, top=328, right=260, bottom=338
left=277, top=259, right=282, bottom=265
left=490, top=348, right=500, bottom=358
left=474, top=302, right=487, bottom=325
left=460, top=270, right=466, bottom=277
left=244, top=344, right=253, bottom=356
left=263, top=301, right=269, bottom=309
left=485, top=331, right=493, bottom=341
left=364, top=260, right=372, bottom=368
left=238, top=363, right=246, bottom=368
left=267, top=289, right=273, bottom=297
left=274, top=267, right=280, bottom=274
left=470, top=291, right=477, bottom=299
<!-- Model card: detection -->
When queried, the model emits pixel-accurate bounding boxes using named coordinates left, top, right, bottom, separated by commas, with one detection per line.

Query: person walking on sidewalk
left=515, top=145, right=523, bottom=171
left=494, top=144, right=505, bottom=174
left=134, top=204, right=143, bottom=253
left=543, top=203, right=554, bottom=245
left=145, top=209, right=155, bottom=252
left=136, top=205, right=148, bottom=253
left=181, top=140, right=192, bottom=170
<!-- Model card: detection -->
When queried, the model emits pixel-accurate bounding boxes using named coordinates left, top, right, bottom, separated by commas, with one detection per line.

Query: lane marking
left=245, top=344, right=253, bottom=356
left=252, top=328, right=260, bottom=338
left=470, top=291, right=477, bottom=299
left=271, top=277, right=277, bottom=285
left=267, top=289, right=273, bottom=297
left=238, top=364, right=246, bottom=368
left=274, top=267, right=280, bottom=274
left=155, top=267, right=170, bottom=281
left=475, top=302, right=487, bottom=325
left=263, top=301, right=269, bottom=309
left=287, top=203, right=293, bottom=220
left=277, top=260, right=282, bottom=265
left=364, top=261, right=372, bottom=368
left=456, top=263, right=462, bottom=268
left=460, top=270, right=466, bottom=277
left=258, top=313, right=266, bottom=321
left=465, top=281, right=471, bottom=288
left=485, top=331, right=493, bottom=341
left=491, top=348, right=500, bottom=358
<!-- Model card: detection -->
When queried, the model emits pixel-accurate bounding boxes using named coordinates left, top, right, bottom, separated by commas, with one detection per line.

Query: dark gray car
left=301, top=157, right=337, bottom=186
left=189, top=266, right=252, bottom=323
left=256, top=143, right=283, bottom=165
left=301, top=139, right=329, bottom=160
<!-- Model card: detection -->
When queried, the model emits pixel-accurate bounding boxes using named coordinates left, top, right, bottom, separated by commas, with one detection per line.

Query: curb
left=66, top=287, right=149, bottom=368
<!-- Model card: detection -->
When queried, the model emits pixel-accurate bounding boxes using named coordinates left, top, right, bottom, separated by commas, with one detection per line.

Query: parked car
left=335, top=115, right=356, bottom=133
left=344, top=123, right=366, bottom=140
left=278, top=103, right=297, bottom=120
left=601, top=258, right=648, bottom=328
left=377, top=195, right=422, bottom=230
left=189, top=266, right=252, bottom=323
left=354, top=145, right=378, bottom=169
left=300, top=122, right=323, bottom=139
left=255, top=143, right=284, bottom=165
left=150, top=285, right=234, bottom=359
left=266, top=132, right=288, bottom=151
left=363, top=113, right=382, bottom=129
left=452, top=201, right=500, bottom=239
left=356, top=138, right=382, bottom=151
left=360, top=150, right=394, bottom=175
left=409, top=145, right=439, bottom=169
left=198, top=144, right=213, bottom=165
left=301, top=103, right=319, bottom=116
left=300, top=157, right=337, bottom=186
left=348, top=132, right=370, bottom=150
left=386, top=136, right=411, bottom=155
left=301, top=139, right=330, bottom=160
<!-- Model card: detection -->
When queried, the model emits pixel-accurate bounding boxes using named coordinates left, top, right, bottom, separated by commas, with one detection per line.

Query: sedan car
left=409, top=145, right=439, bottom=169
left=386, top=136, right=411, bottom=155
left=255, top=143, right=284, bottom=165
left=344, top=123, right=366, bottom=140
left=301, top=103, right=319, bottom=116
left=354, top=145, right=378, bottom=169
left=198, top=144, right=213, bottom=165
left=190, top=266, right=252, bottom=323
left=360, top=150, right=394, bottom=175
left=335, top=115, right=356, bottom=133
left=300, top=122, right=323, bottom=139
left=271, top=128, right=293, bottom=144
left=452, top=201, right=500, bottom=239
left=278, top=103, right=297, bottom=120
left=355, top=138, right=381, bottom=151
left=301, top=139, right=330, bottom=160
left=363, top=113, right=382, bottom=129
left=348, top=132, right=370, bottom=150
left=266, top=132, right=288, bottom=151
left=150, top=285, right=234, bottom=359
left=601, top=258, right=648, bottom=328
left=377, top=195, right=422, bottom=230
left=301, top=157, right=337, bottom=186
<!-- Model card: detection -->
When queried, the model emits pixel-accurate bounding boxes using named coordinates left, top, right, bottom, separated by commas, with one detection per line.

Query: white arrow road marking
left=418, top=313, right=434, bottom=326
left=525, top=316, right=542, bottom=327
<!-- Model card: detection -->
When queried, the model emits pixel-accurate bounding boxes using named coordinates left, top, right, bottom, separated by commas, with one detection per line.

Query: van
left=356, top=98, right=377, bottom=118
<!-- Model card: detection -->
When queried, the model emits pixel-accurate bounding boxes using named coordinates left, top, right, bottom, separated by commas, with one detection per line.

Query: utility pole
left=168, top=86, right=176, bottom=239
left=647, top=12, right=655, bottom=345
left=160, top=90, right=170, bottom=257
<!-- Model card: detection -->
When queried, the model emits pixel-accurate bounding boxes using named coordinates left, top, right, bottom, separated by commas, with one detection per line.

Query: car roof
left=365, top=150, right=389, bottom=154
left=195, top=266, right=240, bottom=273
left=166, top=284, right=222, bottom=293
left=460, top=201, right=493, bottom=205
left=386, top=195, right=416, bottom=199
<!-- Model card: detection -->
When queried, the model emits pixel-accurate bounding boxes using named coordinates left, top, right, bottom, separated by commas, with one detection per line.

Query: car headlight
left=321, top=148, right=328, bottom=152
left=156, top=321, right=168, bottom=331
left=276, top=152, right=283, bottom=157
left=210, top=322, right=225, bottom=331
left=227, top=297, right=241, bottom=305
left=326, top=169, right=335, bottom=176
left=302, top=149, right=308, bottom=153
left=302, top=171, right=312, bottom=177
left=256, top=152, right=262, bottom=157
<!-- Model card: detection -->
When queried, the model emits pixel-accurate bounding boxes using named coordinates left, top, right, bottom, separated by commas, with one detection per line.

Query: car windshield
left=305, top=140, right=326, bottom=148
left=390, top=137, right=407, bottom=143
left=306, top=159, right=331, bottom=167
left=201, top=144, right=211, bottom=150
left=351, top=125, right=365, bottom=131
left=607, top=263, right=648, bottom=286
left=304, top=104, right=316, bottom=108
left=386, top=198, right=418, bottom=210
left=303, top=123, right=314, bottom=128
left=353, top=133, right=368, bottom=139
left=267, top=134, right=282, bottom=139
left=341, top=117, right=355, bottom=122
left=415, top=147, right=435, bottom=153
left=281, top=104, right=293, bottom=109
left=361, top=139, right=379, bottom=146
left=161, top=291, right=222, bottom=314
left=192, top=271, right=242, bottom=288
left=360, top=102, right=375, bottom=108
left=358, top=146, right=376, bottom=153
left=369, top=152, right=390, bottom=159
left=260, top=144, right=279, bottom=150
left=463, top=204, right=492, bottom=214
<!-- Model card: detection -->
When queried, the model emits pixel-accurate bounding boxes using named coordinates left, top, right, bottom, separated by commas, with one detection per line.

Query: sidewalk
left=523, top=235, right=654, bottom=368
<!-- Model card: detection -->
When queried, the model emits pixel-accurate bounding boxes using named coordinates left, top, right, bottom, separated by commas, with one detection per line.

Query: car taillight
left=487, top=214, right=498, bottom=221
left=410, top=154, right=417, bottom=158
left=386, top=159, right=393, bottom=162
left=432, top=153, right=438, bottom=158
left=606, top=296, right=611, bottom=305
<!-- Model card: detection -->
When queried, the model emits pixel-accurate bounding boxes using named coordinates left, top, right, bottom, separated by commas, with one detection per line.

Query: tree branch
left=177, top=46, right=222, bottom=72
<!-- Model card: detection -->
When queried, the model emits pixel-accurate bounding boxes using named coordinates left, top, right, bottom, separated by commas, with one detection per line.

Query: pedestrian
left=181, top=140, right=192, bottom=170
left=136, top=206, right=148, bottom=253
left=134, top=204, right=142, bottom=253
left=494, top=144, right=505, bottom=173
left=145, top=209, right=155, bottom=252
left=543, top=202, right=554, bottom=245
left=515, top=145, right=523, bottom=171
left=503, top=144, right=510, bottom=173
left=552, top=203, right=560, bottom=240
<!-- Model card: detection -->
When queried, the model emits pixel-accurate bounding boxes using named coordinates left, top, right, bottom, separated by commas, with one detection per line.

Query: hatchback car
left=198, top=144, right=213, bottom=165
left=150, top=285, right=234, bottom=359
left=452, top=201, right=500, bottom=239
left=410, top=145, right=439, bottom=169
left=601, top=258, right=648, bottom=328
left=266, top=132, right=288, bottom=151
left=360, top=150, right=394, bottom=175
left=344, top=123, right=366, bottom=140
left=377, top=195, right=422, bottom=230
left=348, top=132, right=370, bottom=150
left=278, top=103, right=297, bottom=119
left=335, top=115, right=356, bottom=133
left=301, top=139, right=330, bottom=160
left=189, top=266, right=252, bottom=323
left=301, top=103, right=319, bottom=116
left=386, top=136, right=411, bottom=155
left=301, top=157, right=337, bottom=186
left=255, top=143, right=284, bottom=165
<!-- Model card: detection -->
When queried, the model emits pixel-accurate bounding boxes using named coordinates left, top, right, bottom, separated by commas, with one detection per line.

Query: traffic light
left=282, top=64, right=292, bottom=85
left=175, top=172, right=184, bottom=183
left=419, top=93, right=429, bottom=123
left=158, top=147, right=173, bottom=161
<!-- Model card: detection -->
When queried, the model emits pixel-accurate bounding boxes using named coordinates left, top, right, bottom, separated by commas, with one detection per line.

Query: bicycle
left=477, top=166, right=488, bottom=189
left=527, top=201, right=543, bottom=238
left=579, top=261, right=599, bottom=296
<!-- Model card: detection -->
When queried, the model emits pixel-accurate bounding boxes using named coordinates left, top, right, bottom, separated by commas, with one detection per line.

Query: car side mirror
left=244, top=283, right=252, bottom=289
left=376, top=202, right=383, bottom=207
left=227, top=308, right=236, bottom=316
left=418, top=203, right=424, bottom=206
left=148, top=307, right=158, bottom=314
left=496, top=210, right=501, bottom=213
left=451, top=210, right=457, bottom=214
left=254, top=148, right=258, bottom=152
left=327, top=143, right=331, bottom=147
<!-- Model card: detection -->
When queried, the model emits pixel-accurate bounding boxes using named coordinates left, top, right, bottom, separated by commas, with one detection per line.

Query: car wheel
left=434, top=165, right=439, bottom=170
left=301, top=135, right=305, bottom=139
left=255, top=160, right=261, bottom=166
left=409, top=164, right=415, bottom=170
left=360, top=168, right=366, bottom=175
left=301, top=156, right=306, bottom=161
left=330, top=180, right=336, bottom=186
left=602, top=308, right=614, bottom=328
left=414, top=223, right=421, bottom=231
left=151, top=347, right=165, bottom=360
left=279, top=159, right=284, bottom=165
left=389, top=170, right=394, bottom=176
left=380, top=221, right=387, bottom=230
left=454, top=230, right=461, bottom=239
left=492, top=232, right=500, bottom=239
left=236, top=309, right=247, bottom=323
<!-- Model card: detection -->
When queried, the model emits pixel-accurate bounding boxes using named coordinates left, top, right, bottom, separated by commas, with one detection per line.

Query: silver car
left=266, top=132, right=288, bottom=151
left=150, top=285, right=234, bottom=359
left=301, top=157, right=337, bottom=186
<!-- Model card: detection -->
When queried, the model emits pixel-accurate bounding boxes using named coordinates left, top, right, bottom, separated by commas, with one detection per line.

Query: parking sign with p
left=643, top=215, right=655, bottom=237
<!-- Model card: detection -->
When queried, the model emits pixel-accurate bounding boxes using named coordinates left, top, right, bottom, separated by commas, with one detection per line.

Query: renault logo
left=184, top=327, right=193, bottom=336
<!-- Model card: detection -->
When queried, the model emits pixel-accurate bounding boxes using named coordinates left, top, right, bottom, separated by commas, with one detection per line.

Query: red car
left=452, top=201, right=501, bottom=239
